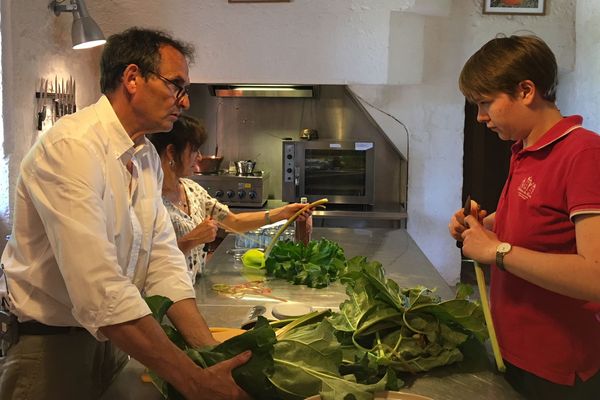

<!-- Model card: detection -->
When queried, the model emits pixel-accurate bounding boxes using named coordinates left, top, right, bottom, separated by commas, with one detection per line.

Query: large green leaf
left=145, top=295, right=173, bottom=323
left=272, top=320, right=390, bottom=400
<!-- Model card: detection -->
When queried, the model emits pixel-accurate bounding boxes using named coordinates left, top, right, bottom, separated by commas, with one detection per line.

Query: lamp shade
left=70, top=0, right=105, bottom=49
left=71, top=16, right=105, bottom=49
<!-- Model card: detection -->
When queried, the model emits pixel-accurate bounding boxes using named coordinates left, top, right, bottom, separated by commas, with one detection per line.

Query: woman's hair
left=459, top=35, right=557, bottom=103
left=100, top=27, right=195, bottom=94
left=148, top=115, right=207, bottom=163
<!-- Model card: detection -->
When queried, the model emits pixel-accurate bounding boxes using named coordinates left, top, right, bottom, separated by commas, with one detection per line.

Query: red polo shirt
left=493, top=115, right=600, bottom=385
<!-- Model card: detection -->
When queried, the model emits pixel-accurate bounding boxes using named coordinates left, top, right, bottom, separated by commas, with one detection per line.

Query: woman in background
left=149, top=115, right=311, bottom=282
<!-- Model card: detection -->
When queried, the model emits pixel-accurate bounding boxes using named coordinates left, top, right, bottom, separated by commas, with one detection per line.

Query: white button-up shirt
left=0, top=96, right=195, bottom=339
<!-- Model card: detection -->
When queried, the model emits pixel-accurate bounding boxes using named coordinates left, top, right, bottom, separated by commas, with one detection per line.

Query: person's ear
left=166, top=144, right=177, bottom=162
left=122, top=64, right=140, bottom=95
left=518, top=80, right=536, bottom=105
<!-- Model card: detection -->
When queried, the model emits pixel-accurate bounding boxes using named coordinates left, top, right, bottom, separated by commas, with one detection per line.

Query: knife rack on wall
left=34, top=76, right=77, bottom=131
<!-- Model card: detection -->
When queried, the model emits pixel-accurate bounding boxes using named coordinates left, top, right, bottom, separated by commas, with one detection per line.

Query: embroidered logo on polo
left=517, top=176, right=536, bottom=200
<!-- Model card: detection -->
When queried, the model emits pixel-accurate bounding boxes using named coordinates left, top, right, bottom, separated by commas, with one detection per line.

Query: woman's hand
left=183, top=218, right=219, bottom=244
left=448, top=200, right=487, bottom=241
left=461, top=215, right=500, bottom=265
left=281, top=203, right=313, bottom=222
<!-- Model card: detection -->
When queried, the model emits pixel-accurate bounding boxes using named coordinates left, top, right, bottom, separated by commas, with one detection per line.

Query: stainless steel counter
left=103, top=228, right=523, bottom=400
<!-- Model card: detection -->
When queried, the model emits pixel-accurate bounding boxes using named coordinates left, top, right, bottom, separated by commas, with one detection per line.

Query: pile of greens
left=145, top=296, right=394, bottom=400
left=330, top=257, right=488, bottom=374
left=264, top=238, right=346, bottom=288
left=146, top=256, right=488, bottom=399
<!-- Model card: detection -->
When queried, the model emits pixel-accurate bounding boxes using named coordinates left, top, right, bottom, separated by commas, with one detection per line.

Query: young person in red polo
left=448, top=35, right=600, bottom=399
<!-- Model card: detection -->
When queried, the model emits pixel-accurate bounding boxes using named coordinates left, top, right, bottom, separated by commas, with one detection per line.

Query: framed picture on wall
left=483, top=0, right=545, bottom=15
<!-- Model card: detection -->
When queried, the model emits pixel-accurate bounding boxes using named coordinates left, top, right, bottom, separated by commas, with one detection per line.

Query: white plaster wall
left=0, top=0, right=577, bottom=284
left=558, top=0, right=600, bottom=133
left=350, top=0, right=575, bottom=284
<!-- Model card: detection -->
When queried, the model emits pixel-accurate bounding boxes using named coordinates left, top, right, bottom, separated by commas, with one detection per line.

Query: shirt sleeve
left=143, top=198, right=196, bottom=301
left=567, top=147, right=600, bottom=220
left=23, top=137, right=151, bottom=339
left=143, top=160, right=196, bottom=301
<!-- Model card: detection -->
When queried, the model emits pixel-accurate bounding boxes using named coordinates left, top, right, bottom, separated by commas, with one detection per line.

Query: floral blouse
left=162, top=178, right=229, bottom=283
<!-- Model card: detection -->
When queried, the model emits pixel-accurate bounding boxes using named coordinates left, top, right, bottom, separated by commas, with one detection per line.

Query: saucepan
left=197, top=155, right=223, bottom=174
left=235, top=160, right=256, bottom=175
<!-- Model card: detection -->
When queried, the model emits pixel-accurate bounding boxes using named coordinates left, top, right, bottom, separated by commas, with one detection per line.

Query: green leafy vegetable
left=265, top=238, right=346, bottom=288
left=145, top=253, right=488, bottom=399
left=329, top=257, right=488, bottom=374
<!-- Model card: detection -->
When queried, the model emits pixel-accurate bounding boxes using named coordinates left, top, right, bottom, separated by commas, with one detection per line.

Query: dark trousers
left=505, top=361, right=600, bottom=400
left=0, top=330, right=128, bottom=400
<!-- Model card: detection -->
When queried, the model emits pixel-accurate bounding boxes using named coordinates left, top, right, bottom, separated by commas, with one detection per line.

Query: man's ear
left=518, top=80, right=536, bottom=105
left=122, top=64, right=141, bottom=95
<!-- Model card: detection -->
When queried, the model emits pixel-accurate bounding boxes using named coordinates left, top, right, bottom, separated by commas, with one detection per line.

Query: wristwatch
left=495, top=242, right=512, bottom=271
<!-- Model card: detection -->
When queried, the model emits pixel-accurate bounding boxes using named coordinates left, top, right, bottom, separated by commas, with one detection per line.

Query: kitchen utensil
left=462, top=196, right=505, bottom=373
left=36, top=78, right=47, bottom=131
left=456, top=195, right=471, bottom=248
left=300, top=128, right=318, bottom=140
left=247, top=305, right=267, bottom=320
left=235, top=160, right=256, bottom=175
left=197, top=155, right=223, bottom=174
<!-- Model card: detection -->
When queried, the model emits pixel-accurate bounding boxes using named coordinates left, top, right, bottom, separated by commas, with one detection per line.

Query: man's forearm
left=168, top=298, right=218, bottom=347
left=100, top=315, right=199, bottom=392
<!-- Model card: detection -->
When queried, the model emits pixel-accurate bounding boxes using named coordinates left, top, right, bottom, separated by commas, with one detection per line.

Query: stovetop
left=194, top=171, right=267, bottom=178
left=190, top=171, right=270, bottom=208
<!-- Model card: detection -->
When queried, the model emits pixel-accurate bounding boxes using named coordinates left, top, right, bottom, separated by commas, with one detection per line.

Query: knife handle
left=37, top=112, right=44, bottom=131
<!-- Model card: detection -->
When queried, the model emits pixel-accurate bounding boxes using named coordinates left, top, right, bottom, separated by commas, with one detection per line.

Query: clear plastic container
left=232, top=221, right=294, bottom=252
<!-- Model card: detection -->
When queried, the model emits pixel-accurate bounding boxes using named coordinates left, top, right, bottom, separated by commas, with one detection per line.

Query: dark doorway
left=461, top=100, right=512, bottom=283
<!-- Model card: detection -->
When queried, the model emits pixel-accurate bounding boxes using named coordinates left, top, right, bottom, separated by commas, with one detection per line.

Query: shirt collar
left=511, top=115, right=583, bottom=155
left=93, top=95, right=141, bottom=160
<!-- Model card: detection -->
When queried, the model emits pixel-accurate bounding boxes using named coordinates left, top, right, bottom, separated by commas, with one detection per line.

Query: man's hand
left=183, top=351, right=253, bottom=400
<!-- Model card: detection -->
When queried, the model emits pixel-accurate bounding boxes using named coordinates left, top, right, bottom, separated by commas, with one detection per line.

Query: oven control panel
left=283, top=143, right=295, bottom=184
left=190, top=171, right=270, bottom=208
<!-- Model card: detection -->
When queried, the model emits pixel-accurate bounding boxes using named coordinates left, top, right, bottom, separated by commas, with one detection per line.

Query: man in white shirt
left=0, top=28, right=251, bottom=400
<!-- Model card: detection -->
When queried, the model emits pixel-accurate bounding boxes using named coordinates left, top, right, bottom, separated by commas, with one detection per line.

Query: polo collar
left=511, top=115, right=583, bottom=155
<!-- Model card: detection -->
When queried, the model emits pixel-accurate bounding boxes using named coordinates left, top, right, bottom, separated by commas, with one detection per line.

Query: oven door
left=300, top=141, right=374, bottom=204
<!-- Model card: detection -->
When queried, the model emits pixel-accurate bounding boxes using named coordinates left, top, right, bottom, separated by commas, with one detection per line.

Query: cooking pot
left=235, top=160, right=256, bottom=175
left=300, top=128, right=318, bottom=140
left=197, top=156, right=223, bottom=174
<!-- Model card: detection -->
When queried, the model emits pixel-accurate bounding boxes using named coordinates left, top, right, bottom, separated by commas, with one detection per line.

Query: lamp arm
left=49, top=1, right=77, bottom=16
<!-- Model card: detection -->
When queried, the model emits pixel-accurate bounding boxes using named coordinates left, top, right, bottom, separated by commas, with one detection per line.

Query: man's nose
left=178, top=94, right=190, bottom=110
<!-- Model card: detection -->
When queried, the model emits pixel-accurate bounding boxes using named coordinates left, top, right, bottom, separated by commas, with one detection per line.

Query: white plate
left=305, top=392, right=433, bottom=400
left=271, top=302, right=314, bottom=319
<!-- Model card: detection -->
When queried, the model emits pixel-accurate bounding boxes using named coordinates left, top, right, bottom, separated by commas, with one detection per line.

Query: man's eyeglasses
left=149, top=71, right=189, bottom=101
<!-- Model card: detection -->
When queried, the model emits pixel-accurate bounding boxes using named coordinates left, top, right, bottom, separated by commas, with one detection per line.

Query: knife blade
left=456, top=194, right=471, bottom=248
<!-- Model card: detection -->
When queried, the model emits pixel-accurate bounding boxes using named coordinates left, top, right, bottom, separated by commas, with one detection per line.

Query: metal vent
left=208, top=84, right=317, bottom=98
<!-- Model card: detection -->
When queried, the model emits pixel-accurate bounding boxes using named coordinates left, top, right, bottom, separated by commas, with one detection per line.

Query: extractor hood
left=208, top=84, right=318, bottom=98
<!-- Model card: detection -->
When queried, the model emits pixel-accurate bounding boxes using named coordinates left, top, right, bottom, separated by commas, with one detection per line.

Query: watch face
left=498, top=242, right=511, bottom=253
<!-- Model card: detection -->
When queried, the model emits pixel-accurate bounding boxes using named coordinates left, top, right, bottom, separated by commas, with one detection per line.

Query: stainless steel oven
left=282, top=140, right=374, bottom=205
